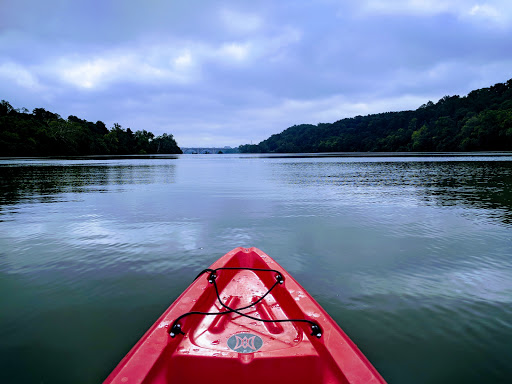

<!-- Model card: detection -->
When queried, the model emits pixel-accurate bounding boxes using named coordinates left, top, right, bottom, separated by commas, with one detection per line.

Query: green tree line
left=0, top=102, right=182, bottom=156
left=240, top=79, right=512, bottom=153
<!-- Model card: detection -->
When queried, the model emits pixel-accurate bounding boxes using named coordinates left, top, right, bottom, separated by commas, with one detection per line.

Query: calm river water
left=1, top=154, right=511, bottom=383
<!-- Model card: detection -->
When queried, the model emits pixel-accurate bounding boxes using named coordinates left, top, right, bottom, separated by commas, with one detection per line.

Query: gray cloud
left=1, top=0, right=512, bottom=147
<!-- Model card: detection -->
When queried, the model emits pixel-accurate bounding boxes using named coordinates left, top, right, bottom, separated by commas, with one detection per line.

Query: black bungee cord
left=169, top=267, right=322, bottom=339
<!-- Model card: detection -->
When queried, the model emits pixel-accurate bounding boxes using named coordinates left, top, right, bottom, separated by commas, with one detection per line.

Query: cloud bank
left=1, top=0, right=512, bottom=146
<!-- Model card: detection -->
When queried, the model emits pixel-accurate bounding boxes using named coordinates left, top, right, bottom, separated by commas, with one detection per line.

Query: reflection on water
left=0, top=154, right=511, bottom=384
left=0, top=161, right=176, bottom=210
left=2, top=157, right=511, bottom=224
left=269, top=159, right=512, bottom=225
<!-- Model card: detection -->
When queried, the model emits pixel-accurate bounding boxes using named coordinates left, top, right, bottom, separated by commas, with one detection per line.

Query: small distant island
left=0, top=101, right=182, bottom=156
left=181, top=147, right=239, bottom=154
left=239, top=78, right=512, bottom=153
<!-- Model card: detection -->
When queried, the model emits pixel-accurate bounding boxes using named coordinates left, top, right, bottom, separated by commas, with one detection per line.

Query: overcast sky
left=1, top=0, right=512, bottom=147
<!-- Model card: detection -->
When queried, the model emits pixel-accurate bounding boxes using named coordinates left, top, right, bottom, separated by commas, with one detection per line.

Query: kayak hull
left=104, top=247, right=386, bottom=384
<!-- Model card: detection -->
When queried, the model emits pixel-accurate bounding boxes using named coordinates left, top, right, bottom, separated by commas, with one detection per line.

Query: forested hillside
left=240, top=79, right=512, bottom=153
left=0, top=101, right=182, bottom=156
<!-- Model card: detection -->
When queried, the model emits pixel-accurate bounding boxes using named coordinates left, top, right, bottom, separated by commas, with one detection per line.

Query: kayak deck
left=104, top=247, right=386, bottom=384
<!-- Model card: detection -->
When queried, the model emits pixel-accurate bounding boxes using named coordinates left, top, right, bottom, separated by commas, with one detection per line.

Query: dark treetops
left=0, top=104, right=182, bottom=156
left=240, top=79, right=512, bottom=153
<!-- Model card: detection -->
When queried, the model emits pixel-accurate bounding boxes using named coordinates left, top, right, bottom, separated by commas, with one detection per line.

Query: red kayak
left=104, top=247, right=386, bottom=384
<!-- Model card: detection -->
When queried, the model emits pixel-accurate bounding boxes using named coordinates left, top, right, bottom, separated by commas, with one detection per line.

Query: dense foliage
left=240, top=79, right=512, bottom=153
left=0, top=102, right=182, bottom=156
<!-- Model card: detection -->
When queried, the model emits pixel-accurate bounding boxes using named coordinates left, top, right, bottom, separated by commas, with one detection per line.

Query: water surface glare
left=1, top=154, right=511, bottom=383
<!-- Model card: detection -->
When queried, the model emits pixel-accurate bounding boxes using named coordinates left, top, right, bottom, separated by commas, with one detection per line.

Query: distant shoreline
left=238, top=151, right=512, bottom=158
left=2, top=151, right=512, bottom=162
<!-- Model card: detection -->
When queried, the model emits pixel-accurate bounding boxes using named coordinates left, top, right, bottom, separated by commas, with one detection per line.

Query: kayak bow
left=104, top=247, right=386, bottom=384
